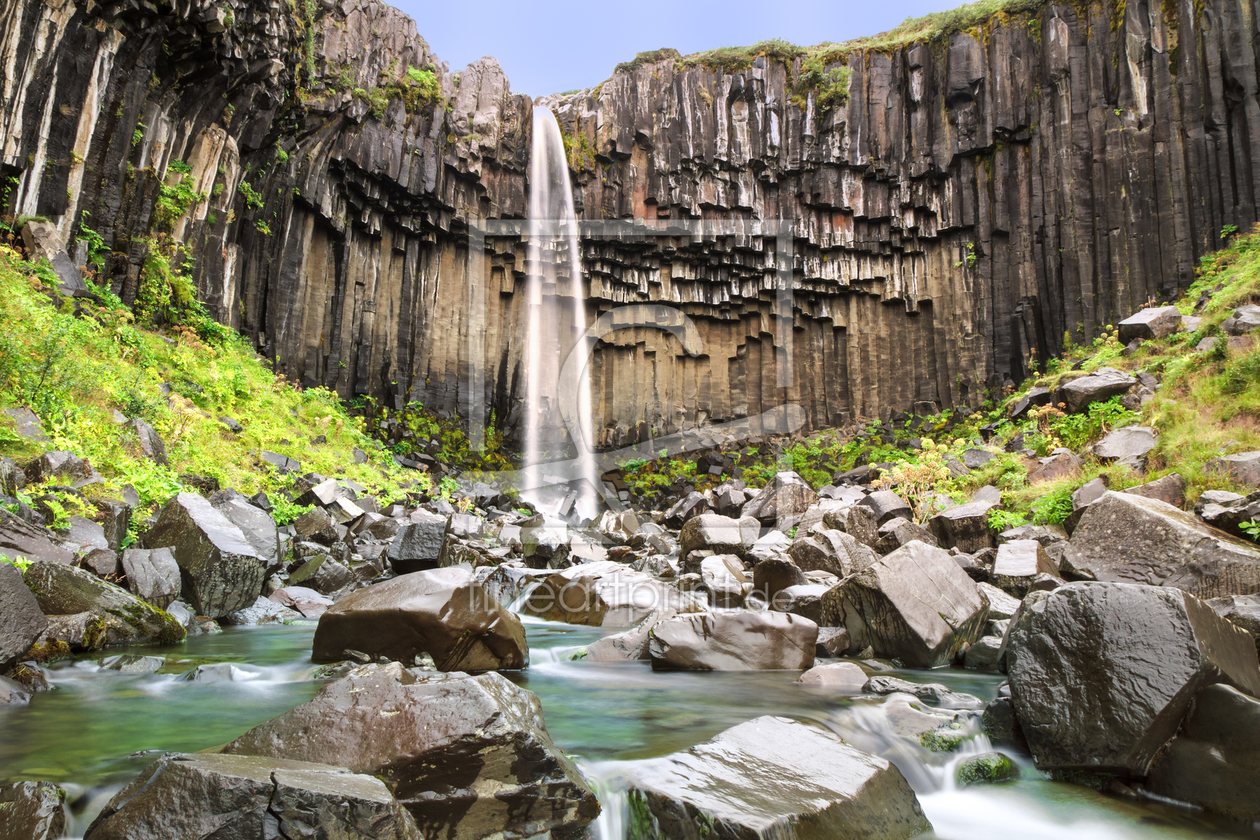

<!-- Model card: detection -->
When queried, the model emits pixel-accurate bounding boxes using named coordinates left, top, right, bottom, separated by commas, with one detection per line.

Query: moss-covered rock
left=22, top=562, right=185, bottom=649
left=955, top=752, right=1019, bottom=786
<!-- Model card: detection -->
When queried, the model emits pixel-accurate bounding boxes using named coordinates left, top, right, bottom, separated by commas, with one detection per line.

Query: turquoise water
left=0, top=618, right=1252, bottom=839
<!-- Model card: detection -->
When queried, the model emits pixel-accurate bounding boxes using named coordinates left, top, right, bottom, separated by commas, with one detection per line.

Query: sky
left=389, top=0, right=967, bottom=98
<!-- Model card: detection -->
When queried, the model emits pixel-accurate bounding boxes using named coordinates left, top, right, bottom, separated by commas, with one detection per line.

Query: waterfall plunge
left=523, top=107, right=598, bottom=522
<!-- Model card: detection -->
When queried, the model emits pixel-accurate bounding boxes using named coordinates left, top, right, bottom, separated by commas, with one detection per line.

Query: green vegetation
left=0, top=242, right=416, bottom=536
left=237, top=180, right=264, bottom=211
left=613, top=47, right=683, bottom=75
left=154, top=161, right=206, bottom=229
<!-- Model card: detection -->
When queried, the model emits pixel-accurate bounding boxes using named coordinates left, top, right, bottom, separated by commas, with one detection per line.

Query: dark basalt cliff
left=1, top=0, right=1257, bottom=448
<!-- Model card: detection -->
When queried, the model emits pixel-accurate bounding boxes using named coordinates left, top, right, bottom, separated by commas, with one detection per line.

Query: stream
left=0, top=617, right=1250, bottom=839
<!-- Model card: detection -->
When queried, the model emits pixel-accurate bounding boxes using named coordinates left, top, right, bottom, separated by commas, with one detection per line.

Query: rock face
left=1004, top=582, right=1260, bottom=775
left=224, top=664, right=599, bottom=837
left=0, top=0, right=1255, bottom=445
left=83, top=753, right=419, bottom=840
left=0, top=781, right=65, bottom=840
left=648, top=611, right=817, bottom=671
left=627, top=716, right=931, bottom=840
left=142, top=493, right=266, bottom=618
left=311, top=567, right=526, bottom=670
left=821, top=541, right=989, bottom=667
left=1064, top=491, right=1260, bottom=598
left=0, top=561, right=47, bottom=670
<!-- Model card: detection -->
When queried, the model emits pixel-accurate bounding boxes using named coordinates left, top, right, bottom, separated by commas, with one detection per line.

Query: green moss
left=613, top=48, right=682, bottom=75
left=956, top=752, right=1019, bottom=785
left=83, top=615, right=109, bottom=650
left=919, top=723, right=968, bottom=752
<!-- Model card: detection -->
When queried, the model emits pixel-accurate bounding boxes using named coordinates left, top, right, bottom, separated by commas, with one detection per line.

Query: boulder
left=0, top=781, right=65, bottom=840
left=858, top=490, right=912, bottom=525
left=1005, top=582, right=1260, bottom=775
left=962, top=448, right=998, bottom=469
left=1092, top=425, right=1156, bottom=470
left=142, top=493, right=265, bottom=618
left=519, top=512, right=568, bottom=565
left=1206, top=594, right=1260, bottom=656
left=991, top=539, right=1058, bottom=597
left=626, top=716, right=930, bottom=840
left=1028, top=452, right=1082, bottom=484
left=649, top=611, right=817, bottom=671
left=874, top=516, right=937, bottom=554
left=1122, top=472, right=1187, bottom=508
left=119, top=547, right=181, bottom=609
left=212, top=497, right=281, bottom=573
left=928, top=501, right=998, bottom=553
left=1204, top=450, right=1260, bottom=489
left=751, top=555, right=808, bottom=601
left=1055, top=368, right=1136, bottom=413
left=787, top=528, right=878, bottom=578
left=3, top=408, right=47, bottom=444
left=1220, top=303, right=1260, bottom=335
left=955, top=752, right=1019, bottom=786
left=864, top=676, right=984, bottom=709
left=83, top=753, right=418, bottom=840
left=699, top=554, right=748, bottom=607
left=797, top=661, right=868, bottom=690
left=292, top=507, right=339, bottom=545
left=312, top=567, right=526, bottom=670
left=821, top=541, right=989, bottom=667
left=1196, top=489, right=1260, bottom=539
left=25, top=451, right=100, bottom=488
left=1145, top=684, right=1260, bottom=821
left=22, top=561, right=185, bottom=648
left=964, top=636, right=1004, bottom=671
left=525, top=562, right=700, bottom=626
left=386, top=511, right=449, bottom=574
left=1117, top=305, right=1183, bottom=344
left=678, top=513, right=759, bottom=557
left=823, top=504, right=880, bottom=550
left=741, top=471, right=818, bottom=527
left=223, top=596, right=302, bottom=626
left=224, top=664, right=599, bottom=837
left=288, top=553, right=354, bottom=594
left=976, top=582, right=1021, bottom=620
left=770, top=584, right=830, bottom=623
left=663, top=491, right=709, bottom=527
left=1, top=560, right=47, bottom=670
left=585, top=608, right=681, bottom=662
left=1063, top=491, right=1260, bottom=598
left=0, top=508, right=74, bottom=565
left=128, top=418, right=168, bottom=465
left=816, top=626, right=851, bottom=657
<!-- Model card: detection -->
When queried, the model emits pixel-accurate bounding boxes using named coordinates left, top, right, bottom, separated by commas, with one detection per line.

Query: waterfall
left=524, top=106, right=598, bottom=522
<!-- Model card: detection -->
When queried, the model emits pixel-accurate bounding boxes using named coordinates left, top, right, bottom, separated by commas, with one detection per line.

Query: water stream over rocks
left=2, top=616, right=1248, bottom=840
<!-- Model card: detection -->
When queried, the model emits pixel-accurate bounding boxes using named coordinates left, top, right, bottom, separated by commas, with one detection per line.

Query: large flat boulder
left=678, top=513, right=759, bottom=557
left=1205, top=450, right=1260, bottom=489
left=1, top=561, right=47, bottom=670
left=0, top=509, right=73, bottom=565
left=1055, top=368, right=1136, bottom=414
left=820, top=540, right=989, bottom=668
left=1145, top=684, right=1260, bottom=821
left=1092, top=425, right=1156, bottom=470
left=312, top=567, right=526, bottom=670
left=525, top=561, right=701, bottom=626
left=223, top=664, right=599, bottom=838
left=142, top=493, right=265, bottom=618
left=22, top=561, right=185, bottom=649
left=1117, top=305, right=1182, bottom=344
left=1005, top=582, right=1260, bottom=775
left=0, top=781, right=65, bottom=840
left=84, top=753, right=418, bottom=840
left=1063, top=491, right=1260, bottom=598
left=626, top=716, right=930, bottom=840
left=649, top=611, right=817, bottom=671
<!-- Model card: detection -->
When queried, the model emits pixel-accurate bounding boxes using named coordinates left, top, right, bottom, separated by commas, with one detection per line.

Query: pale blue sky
left=392, top=0, right=964, bottom=97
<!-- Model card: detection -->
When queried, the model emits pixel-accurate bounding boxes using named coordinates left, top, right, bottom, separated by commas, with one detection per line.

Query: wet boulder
left=663, top=491, right=710, bottom=527
left=928, top=501, right=998, bottom=553
left=22, top=561, right=185, bottom=648
left=741, top=471, right=818, bottom=527
left=955, top=752, right=1018, bottom=786
left=1221, top=303, right=1260, bottom=336
left=1005, top=582, right=1260, bottom=775
left=1207, top=594, right=1260, bottom=656
left=312, top=567, right=526, bottom=670
left=1122, top=473, right=1187, bottom=509
left=525, top=561, right=700, bottom=626
left=1063, top=491, right=1260, bottom=598
left=293, top=507, right=339, bottom=545
left=25, top=451, right=100, bottom=489
left=626, top=716, right=930, bottom=840
left=0, top=508, right=73, bottom=565
left=386, top=510, right=449, bottom=574
left=224, top=664, right=599, bottom=837
left=820, top=541, right=989, bottom=668
left=648, top=611, right=817, bottom=671
left=83, top=753, right=418, bottom=840
left=1145, top=684, right=1260, bottom=821
left=1, top=560, right=47, bottom=670
left=119, top=548, right=181, bottom=609
left=1055, top=368, right=1136, bottom=414
left=823, top=504, right=880, bottom=551
left=678, top=513, right=759, bottom=557
left=585, top=608, right=683, bottom=662
left=0, top=781, right=65, bottom=840
left=769, top=584, right=830, bottom=623
left=142, top=493, right=265, bottom=618
left=751, top=555, right=808, bottom=601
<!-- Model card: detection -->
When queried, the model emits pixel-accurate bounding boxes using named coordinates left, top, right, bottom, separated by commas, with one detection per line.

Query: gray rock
left=1056, top=368, right=1137, bottom=414
left=649, top=611, right=817, bottom=671
left=1, top=561, right=47, bottom=671
left=821, top=540, right=989, bottom=667
left=1063, top=491, right=1260, bottom=598
left=962, top=448, right=998, bottom=469
left=1145, top=684, right=1260, bottom=821
left=4, top=407, right=48, bottom=443
left=699, top=554, right=747, bottom=607
left=223, top=664, right=598, bottom=836
left=0, top=508, right=74, bottom=565
left=0, top=781, right=65, bottom=840
left=385, top=510, right=449, bottom=574
left=1206, top=594, right=1260, bottom=657
left=223, top=595, right=303, bottom=626
left=212, top=497, right=281, bottom=573
left=1220, top=303, right=1260, bottom=336
left=26, top=451, right=101, bottom=488
left=120, top=547, right=181, bottom=608
left=1204, top=450, right=1260, bottom=489
left=77, top=547, right=118, bottom=577
left=626, top=716, right=930, bottom=840
left=292, top=506, right=339, bottom=545
left=787, top=528, right=878, bottom=578
left=997, top=523, right=1067, bottom=546
left=976, top=581, right=1021, bottom=620
left=679, top=513, right=760, bottom=558
left=259, top=451, right=301, bottom=475
left=741, top=471, right=818, bottom=527
left=663, top=491, right=710, bottom=527
left=524, top=561, right=700, bottom=626
left=83, top=753, right=418, bottom=840
left=1196, top=489, right=1260, bottom=539
left=100, top=654, right=165, bottom=674
left=964, top=636, right=1004, bottom=671
left=142, top=493, right=265, bottom=618
left=864, top=676, right=984, bottom=709
left=1092, top=425, right=1156, bottom=470
left=288, top=553, right=354, bottom=595
left=586, top=607, right=682, bottom=662
left=991, top=539, right=1058, bottom=598
left=751, top=555, right=808, bottom=601
left=797, top=661, right=868, bottom=690
left=972, top=485, right=1004, bottom=505
left=22, top=561, right=184, bottom=648
left=928, top=501, right=998, bottom=553
left=129, top=418, right=168, bottom=465
left=312, top=566, right=526, bottom=670
left=1122, top=472, right=1187, bottom=508
left=823, top=503, right=880, bottom=550
left=1117, top=305, right=1182, bottom=344
left=858, top=490, right=913, bottom=525
left=1005, top=582, right=1260, bottom=775
left=771, top=584, right=830, bottom=623
left=1028, top=452, right=1082, bottom=484
left=875, top=516, right=938, bottom=554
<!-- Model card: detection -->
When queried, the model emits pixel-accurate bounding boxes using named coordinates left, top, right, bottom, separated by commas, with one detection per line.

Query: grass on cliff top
left=0, top=244, right=415, bottom=531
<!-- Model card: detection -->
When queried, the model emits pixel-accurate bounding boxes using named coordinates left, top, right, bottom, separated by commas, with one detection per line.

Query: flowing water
left=523, top=106, right=597, bottom=522
left=5, top=617, right=1250, bottom=839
